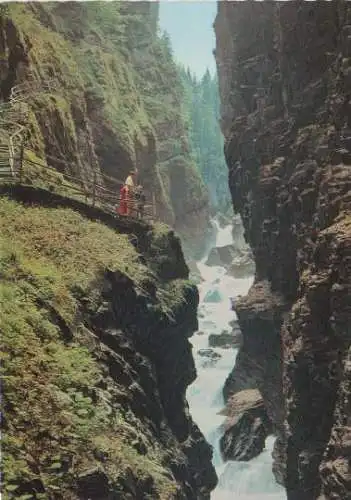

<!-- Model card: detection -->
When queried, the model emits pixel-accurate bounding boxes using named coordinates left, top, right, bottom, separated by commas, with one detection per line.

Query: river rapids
left=187, top=222, right=287, bottom=500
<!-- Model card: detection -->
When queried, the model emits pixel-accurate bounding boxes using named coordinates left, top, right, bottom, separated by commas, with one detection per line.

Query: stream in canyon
left=187, top=222, right=287, bottom=499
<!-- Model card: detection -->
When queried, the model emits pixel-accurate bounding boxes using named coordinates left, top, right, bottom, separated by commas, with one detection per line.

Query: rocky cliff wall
left=0, top=2, right=210, bottom=255
left=215, top=2, right=351, bottom=499
left=1, top=186, right=217, bottom=499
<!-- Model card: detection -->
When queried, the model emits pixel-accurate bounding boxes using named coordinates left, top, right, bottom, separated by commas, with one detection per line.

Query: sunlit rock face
left=215, top=2, right=351, bottom=499
left=0, top=3, right=210, bottom=256
left=219, top=389, right=272, bottom=462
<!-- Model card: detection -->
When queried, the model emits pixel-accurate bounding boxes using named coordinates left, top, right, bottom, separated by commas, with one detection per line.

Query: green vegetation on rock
left=0, top=197, right=195, bottom=499
left=1, top=2, right=210, bottom=245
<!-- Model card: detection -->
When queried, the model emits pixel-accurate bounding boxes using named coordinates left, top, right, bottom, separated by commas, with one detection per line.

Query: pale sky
left=159, top=1, right=217, bottom=78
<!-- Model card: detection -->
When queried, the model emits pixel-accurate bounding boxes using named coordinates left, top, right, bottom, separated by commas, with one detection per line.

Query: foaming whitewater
left=187, top=222, right=286, bottom=500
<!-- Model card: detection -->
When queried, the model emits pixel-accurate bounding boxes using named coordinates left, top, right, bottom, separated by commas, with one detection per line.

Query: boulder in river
left=204, top=247, right=222, bottom=267
left=205, top=243, right=255, bottom=279
left=198, top=348, right=221, bottom=360
left=227, top=254, right=255, bottom=278
left=219, top=389, right=272, bottom=462
left=203, top=289, right=222, bottom=303
left=208, top=329, right=242, bottom=349
left=205, top=244, right=236, bottom=267
left=198, top=348, right=222, bottom=368
left=216, top=245, right=238, bottom=267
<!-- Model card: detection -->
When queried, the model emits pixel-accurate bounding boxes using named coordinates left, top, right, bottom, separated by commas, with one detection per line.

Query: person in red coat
left=118, top=184, right=128, bottom=215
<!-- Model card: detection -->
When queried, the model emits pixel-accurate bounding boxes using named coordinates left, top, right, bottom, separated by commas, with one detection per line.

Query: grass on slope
left=0, top=198, right=179, bottom=499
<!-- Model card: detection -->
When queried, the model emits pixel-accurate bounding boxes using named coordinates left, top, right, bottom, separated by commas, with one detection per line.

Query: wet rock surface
left=198, top=348, right=222, bottom=360
left=219, top=389, right=272, bottom=462
left=197, top=349, right=222, bottom=370
left=228, top=253, right=255, bottom=278
left=203, top=289, right=222, bottom=303
left=215, top=2, right=351, bottom=498
left=205, top=243, right=254, bottom=277
left=187, top=258, right=203, bottom=285
left=205, top=244, right=237, bottom=267
left=208, top=327, right=242, bottom=349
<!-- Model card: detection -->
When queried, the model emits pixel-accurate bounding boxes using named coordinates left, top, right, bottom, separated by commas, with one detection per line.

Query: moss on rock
left=1, top=196, right=216, bottom=499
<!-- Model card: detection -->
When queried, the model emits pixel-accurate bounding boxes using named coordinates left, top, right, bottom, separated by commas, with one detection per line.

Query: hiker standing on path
left=118, top=183, right=128, bottom=215
left=135, top=184, right=146, bottom=219
left=125, top=170, right=136, bottom=189
left=124, top=170, right=137, bottom=216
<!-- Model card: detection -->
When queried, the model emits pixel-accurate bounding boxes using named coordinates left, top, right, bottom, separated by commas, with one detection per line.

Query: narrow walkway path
left=0, top=79, right=156, bottom=221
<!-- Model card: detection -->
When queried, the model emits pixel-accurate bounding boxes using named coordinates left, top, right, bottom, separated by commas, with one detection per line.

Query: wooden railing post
left=8, top=136, right=14, bottom=177
left=18, top=142, right=24, bottom=183
left=92, top=170, right=97, bottom=207
left=152, top=193, right=156, bottom=221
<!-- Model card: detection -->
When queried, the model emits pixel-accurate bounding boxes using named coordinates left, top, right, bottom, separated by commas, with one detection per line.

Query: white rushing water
left=186, top=222, right=287, bottom=500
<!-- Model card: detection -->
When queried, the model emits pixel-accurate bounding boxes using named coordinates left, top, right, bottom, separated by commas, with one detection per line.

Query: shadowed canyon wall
left=215, top=2, right=351, bottom=499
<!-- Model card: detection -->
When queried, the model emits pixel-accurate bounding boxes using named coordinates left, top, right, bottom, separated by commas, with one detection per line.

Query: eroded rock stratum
left=215, top=2, right=351, bottom=499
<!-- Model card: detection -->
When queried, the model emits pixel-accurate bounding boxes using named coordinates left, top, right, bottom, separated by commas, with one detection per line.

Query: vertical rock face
left=215, top=2, right=351, bottom=499
left=0, top=3, right=210, bottom=255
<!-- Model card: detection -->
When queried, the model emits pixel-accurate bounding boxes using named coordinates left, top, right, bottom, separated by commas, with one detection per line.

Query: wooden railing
left=11, top=147, right=155, bottom=221
left=0, top=79, right=156, bottom=221
left=9, top=78, right=59, bottom=101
